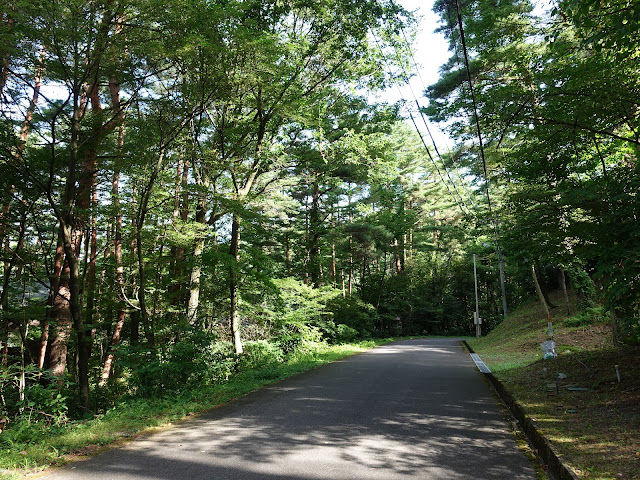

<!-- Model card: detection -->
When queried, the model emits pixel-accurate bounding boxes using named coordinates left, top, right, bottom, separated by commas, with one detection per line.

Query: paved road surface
left=38, top=339, right=536, bottom=480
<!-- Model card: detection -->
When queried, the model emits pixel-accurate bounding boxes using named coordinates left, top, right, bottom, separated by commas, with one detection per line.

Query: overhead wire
left=452, top=0, right=492, bottom=215
left=394, top=19, right=478, bottom=211
left=396, top=32, right=478, bottom=212
left=374, top=0, right=478, bottom=216
left=368, top=28, right=472, bottom=217
left=368, top=25, right=474, bottom=217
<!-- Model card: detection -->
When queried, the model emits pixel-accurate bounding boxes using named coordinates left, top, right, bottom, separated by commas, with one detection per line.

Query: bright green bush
left=123, top=331, right=221, bottom=397
left=238, top=340, right=285, bottom=369
left=326, top=295, right=377, bottom=338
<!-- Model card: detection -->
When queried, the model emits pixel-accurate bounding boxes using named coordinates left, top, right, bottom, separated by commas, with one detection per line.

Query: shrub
left=123, top=331, right=221, bottom=397
left=564, top=307, right=609, bottom=327
left=238, top=340, right=284, bottom=370
left=0, top=364, right=68, bottom=428
left=335, top=324, right=359, bottom=343
left=326, top=295, right=377, bottom=338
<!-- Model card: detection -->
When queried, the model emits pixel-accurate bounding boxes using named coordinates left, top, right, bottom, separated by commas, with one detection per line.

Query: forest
left=0, top=0, right=638, bottom=438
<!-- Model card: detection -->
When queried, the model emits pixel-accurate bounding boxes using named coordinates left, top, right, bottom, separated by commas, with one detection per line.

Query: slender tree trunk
left=136, top=217, right=153, bottom=346
left=0, top=4, right=14, bottom=94
left=559, top=266, right=571, bottom=316
left=187, top=173, right=209, bottom=324
left=169, top=157, right=182, bottom=300
left=84, top=175, right=98, bottom=331
left=62, top=227, right=90, bottom=409
left=330, top=216, right=337, bottom=284
left=610, top=308, right=620, bottom=347
left=40, top=238, right=64, bottom=369
left=130, top=185, right=139, bottom=345
left=0, top=205, right=28, bottom=365
left=0, top=187, right=12, bottom=270
left=531, top=263, right=551, bottom=322
left=100, top=76, right=126, bottom=385
left=169, top=157, right=189, bottom=305
left=375, top=252, right=387, bottom=310
left=348, top=251, right=353, bottom=296
left=309, top=183, right=321, bottom=287
left=285, top=233, right=291, bottom=276
left=136, top=151, right=167, bottom=348
left=229, top=214, right=243, bottom=354
left=497, top=246, right=508, bottom=318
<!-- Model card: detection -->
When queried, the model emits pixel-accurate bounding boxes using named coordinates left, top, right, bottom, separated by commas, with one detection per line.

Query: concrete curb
left=462, top=341, right=580, bottom=480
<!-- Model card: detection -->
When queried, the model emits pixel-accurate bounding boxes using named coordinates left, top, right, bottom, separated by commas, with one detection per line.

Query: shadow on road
left=42, top=339, right=535, bottom=480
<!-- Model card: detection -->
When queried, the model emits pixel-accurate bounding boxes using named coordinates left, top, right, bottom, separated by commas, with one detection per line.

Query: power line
left=453, top=0, right=492, bottom=214
left=382, top=0, right=478, bottom=213
left=369, top=26, right=472, bottom=217
left=394, top=19, right=478, bottom=211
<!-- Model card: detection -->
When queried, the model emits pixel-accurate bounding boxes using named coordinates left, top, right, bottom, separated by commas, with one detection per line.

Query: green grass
left=0, top=339, right=394, bottom=479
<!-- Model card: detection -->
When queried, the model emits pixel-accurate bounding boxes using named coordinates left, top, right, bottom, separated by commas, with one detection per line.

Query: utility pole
left=473, top=254, right=481, bottom=337
left=455, top=0, right=508, bottom=319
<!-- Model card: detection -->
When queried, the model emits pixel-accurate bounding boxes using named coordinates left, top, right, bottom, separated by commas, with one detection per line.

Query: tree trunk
left=100, top=308, right=125, bottom=386
left=136, top=216, right=154, bottom=347
left=50, top=90, right=86, bottom=398
left=187, top=173, right=209, bottom=324
left=50, top=273, right=72, bottom=382
left=497, top=246, right=508, bottom=318
left=229, top=214, right=243, bottom=354
left=130, top=185, right=139, bottom=345
left=375, top=252, right=387, bottom=310
left=135, top=150, right=167, bottom=348
left=285, top=233, right=291, bottom=276
left=100, top=83, right=126, bottom=385
left=169, top=157, right=188, bottom=305
left=0, top=206, right=28, bottom=365
left=348, top=252, right=353, bottom=296
left=309, top=183, right=322, bottom=287
left=63, top=229, right=90, bottom=409
left=0, top=4, right=14, bottom=94
left=559, top=266, right=571, bottom=316
left=610, top=308, right=620, bottom=347
left=531, top=263, right=551, bottom=322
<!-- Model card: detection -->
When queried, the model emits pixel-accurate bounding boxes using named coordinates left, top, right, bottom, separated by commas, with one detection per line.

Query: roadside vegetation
left=469, top=292, right=640, bottom=480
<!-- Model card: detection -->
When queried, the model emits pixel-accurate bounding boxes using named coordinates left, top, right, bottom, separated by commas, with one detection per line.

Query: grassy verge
left=0, top=339, right=393, bottom=479
left=469, top=294, right=640, bottom=480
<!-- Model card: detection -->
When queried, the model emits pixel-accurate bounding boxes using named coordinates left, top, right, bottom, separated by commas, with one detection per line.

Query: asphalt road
left=38, top=339, right=536, bottom=480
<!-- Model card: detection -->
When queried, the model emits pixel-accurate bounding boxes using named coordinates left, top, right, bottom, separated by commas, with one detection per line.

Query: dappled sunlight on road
left=39, top=339, right=535, bottom=480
